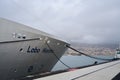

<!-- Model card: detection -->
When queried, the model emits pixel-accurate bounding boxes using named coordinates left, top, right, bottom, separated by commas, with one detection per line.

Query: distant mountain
left=67, top=42, right=117, bottom=55
left=70, top=42, right=118, bottom=49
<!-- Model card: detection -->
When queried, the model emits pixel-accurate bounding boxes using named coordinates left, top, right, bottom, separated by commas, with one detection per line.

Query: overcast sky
left=0, top=0, right=120, bottom=44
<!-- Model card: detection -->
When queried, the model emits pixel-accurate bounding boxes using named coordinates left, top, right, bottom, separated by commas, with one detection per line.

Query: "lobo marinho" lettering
left=27, top=46, right=40, bottom=53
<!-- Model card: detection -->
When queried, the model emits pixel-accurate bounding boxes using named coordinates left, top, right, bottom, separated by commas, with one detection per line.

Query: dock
left=34, top=60, right=120, bottom=80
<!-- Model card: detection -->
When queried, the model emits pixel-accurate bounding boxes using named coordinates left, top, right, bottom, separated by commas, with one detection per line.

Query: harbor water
left=52, top=55, right=114, bottom=71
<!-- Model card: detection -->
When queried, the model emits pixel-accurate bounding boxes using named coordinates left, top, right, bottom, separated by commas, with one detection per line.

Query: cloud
left=0, top=0, right=120, bottom=44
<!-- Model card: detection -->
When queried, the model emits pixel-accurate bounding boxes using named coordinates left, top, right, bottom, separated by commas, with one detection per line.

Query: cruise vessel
left=0, top=18, right=69, bottom=80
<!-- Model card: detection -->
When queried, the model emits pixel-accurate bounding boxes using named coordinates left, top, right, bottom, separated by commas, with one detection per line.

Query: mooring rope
left=46, top=42, right=114, bottom=69
left=46, top=42, right=72, bottom=69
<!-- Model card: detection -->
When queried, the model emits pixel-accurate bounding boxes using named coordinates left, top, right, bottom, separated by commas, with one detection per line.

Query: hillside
left=66, top=43, right=117, bottom=56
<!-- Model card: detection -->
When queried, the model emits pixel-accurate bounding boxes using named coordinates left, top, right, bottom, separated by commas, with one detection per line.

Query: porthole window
left=18, top=36, right=21, bottom=39
left=17, top=33, right=22, bottom=39
left=22, top=35, right=26, bottom=39
left=19, top=48, right=23, bottom=52
left=12, top=33, right=27, bottom=39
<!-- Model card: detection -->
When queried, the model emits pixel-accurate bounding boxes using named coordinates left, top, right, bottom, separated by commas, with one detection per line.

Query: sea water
left=52, top=55, right=114, bottom=71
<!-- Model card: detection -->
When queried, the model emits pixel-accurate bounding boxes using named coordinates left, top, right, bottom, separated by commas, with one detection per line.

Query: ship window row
left=12, top=33, right=26, bottom=39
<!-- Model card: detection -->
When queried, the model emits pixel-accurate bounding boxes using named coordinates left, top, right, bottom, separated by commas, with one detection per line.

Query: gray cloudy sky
left=0, top=0, right=120, bottom=44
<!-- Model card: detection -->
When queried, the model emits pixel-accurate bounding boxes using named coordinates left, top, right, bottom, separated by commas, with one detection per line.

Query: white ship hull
left=0, top=18, right=69, bottom=80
